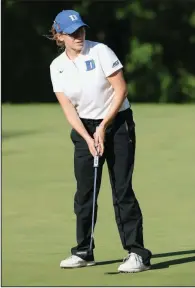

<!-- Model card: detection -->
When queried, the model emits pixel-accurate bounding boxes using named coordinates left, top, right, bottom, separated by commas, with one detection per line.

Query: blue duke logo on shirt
left=85, top=59, right=96, bottom=71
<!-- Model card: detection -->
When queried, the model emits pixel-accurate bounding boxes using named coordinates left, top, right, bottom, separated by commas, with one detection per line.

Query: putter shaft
left=89, top=153, right=99, bottom=251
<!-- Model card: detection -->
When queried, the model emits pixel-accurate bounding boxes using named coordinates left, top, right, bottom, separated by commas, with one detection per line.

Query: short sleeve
left=50, top=63, right=64, bottom=93
left=98, top=44, right=123, bottom=77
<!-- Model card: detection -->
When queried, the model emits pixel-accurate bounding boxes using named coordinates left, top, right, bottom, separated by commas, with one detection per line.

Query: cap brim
left=64, top=21, right=89, bottom=34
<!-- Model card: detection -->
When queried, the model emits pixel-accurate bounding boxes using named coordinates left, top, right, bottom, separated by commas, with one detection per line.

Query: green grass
left=2, top=103, right=195, bottom=286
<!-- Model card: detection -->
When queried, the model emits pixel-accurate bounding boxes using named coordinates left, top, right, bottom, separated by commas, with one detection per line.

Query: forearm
left=56, top=93, right=91, bottom=142
left=64, top=103, right=91, bottom=142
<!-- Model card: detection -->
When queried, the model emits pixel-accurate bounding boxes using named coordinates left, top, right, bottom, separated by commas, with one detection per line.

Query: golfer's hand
left=93, top=125, right=105, bottom=156
left=86, top=137, right=98, bottom=157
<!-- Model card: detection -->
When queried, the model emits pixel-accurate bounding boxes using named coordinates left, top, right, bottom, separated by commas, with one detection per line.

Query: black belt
left=80, top=108, right=132, bottom=126
left=80, top=118, right=103, bottom=126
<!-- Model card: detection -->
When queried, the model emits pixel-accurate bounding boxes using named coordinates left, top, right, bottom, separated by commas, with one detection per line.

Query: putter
left=89, top=147, right=99, bottom=252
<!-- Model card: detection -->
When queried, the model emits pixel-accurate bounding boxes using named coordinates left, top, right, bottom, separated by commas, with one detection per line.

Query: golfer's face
left=65, top=27, right=86, bottom=51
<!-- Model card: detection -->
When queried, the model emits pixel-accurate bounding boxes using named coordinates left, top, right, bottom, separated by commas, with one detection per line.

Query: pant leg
left=105, top=109, right=152, bottom=265
left=70, top=127, right=105, bottom=261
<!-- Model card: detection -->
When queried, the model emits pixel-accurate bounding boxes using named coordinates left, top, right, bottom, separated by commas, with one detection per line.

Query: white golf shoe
left=118, top=252, right=151, bottom=273
left=60, top=255, right=95, bottom=268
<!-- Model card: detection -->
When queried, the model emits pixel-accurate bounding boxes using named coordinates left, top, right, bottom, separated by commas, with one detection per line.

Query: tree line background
left=2, top=0, right=195, bottom=103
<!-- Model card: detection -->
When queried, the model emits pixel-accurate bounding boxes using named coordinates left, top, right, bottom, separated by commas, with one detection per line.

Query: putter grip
left=94, top=155, right=99, bottom=167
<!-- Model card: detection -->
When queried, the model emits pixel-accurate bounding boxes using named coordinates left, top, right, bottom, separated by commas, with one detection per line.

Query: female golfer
left=50, top=9, right=152, bottom=273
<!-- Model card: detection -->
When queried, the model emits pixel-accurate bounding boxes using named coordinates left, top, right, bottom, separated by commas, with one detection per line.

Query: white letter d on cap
left=69, top=15, right=78, bottom=21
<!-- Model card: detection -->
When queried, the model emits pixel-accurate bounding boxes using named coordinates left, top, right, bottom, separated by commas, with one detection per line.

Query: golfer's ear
left=56, top=33, right=64, bottom=42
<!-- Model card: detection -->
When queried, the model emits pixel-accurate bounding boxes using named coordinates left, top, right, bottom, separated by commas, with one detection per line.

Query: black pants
left=70, top=108, right=152, bottom=265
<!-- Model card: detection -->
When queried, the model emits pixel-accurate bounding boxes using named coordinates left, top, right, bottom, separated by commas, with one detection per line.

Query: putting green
left=2, top=104, right=195, bottom=286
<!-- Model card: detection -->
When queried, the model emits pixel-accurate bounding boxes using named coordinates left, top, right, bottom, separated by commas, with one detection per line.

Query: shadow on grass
left=2, top=130, right=42, bottom=141
left=2, top=130, right=46, bottom=156
left=152, top=249, right=195, bottom=258
left=95, top=249, right=195, bottom=273
left=151, top=255, right=195, bottom=270
left=104, top=256, right=195, bottom=274
left=97, top=249, right=195, bottom=266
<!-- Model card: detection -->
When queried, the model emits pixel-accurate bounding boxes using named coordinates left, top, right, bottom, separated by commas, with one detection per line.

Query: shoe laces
left=123, top=252, right=140, bottom=264
left=67, top=255, right=79, bottom=261
left=123, top=254, right=130, bottom=262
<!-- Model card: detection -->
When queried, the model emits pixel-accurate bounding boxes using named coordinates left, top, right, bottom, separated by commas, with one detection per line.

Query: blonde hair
left=45, top=25, right=65, bottom=51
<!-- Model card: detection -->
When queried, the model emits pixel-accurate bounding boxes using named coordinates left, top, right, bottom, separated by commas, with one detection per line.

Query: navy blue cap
left=53, top=10, right=88, bottom=34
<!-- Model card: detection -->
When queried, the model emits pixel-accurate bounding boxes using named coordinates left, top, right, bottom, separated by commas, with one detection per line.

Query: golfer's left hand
left=93, top=125, right=105, bottom=156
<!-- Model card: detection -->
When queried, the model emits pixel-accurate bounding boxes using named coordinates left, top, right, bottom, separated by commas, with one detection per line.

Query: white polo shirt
left=50, top=40, right=130, bottom=119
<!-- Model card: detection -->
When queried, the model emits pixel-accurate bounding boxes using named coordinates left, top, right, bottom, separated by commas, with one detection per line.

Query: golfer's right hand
left=86, top=137, right=98, bottom=157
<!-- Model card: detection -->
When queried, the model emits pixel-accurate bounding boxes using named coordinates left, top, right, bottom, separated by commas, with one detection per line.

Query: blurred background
left=2, top=0, right=195, bottom=104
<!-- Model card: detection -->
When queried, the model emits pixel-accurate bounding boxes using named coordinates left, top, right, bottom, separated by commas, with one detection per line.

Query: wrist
left=84, top=134, right=92, bottom=143
left=99, top=122, right=107, bottom=130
